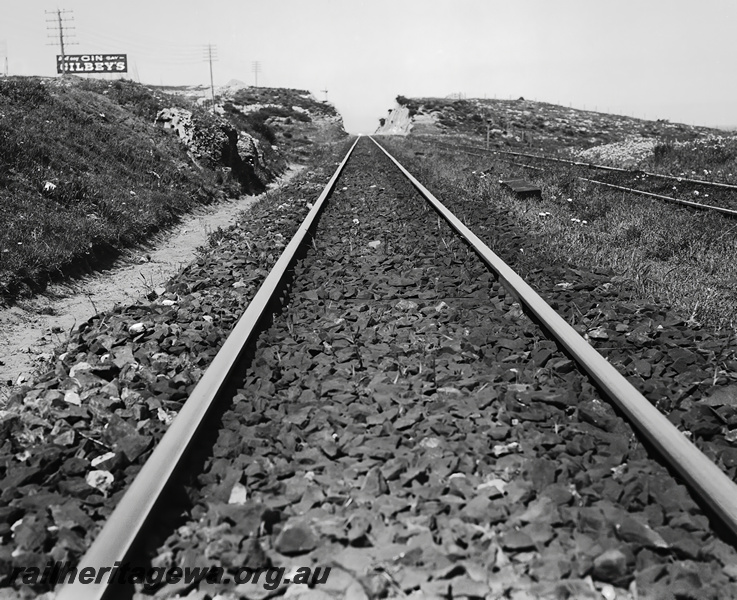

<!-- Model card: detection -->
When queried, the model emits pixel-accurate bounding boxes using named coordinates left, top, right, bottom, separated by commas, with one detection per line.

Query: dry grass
left=389, top=96, right=718, bottom=152
left=644, top=135, right=737, bottom=184
left=381, top=136, right=737, bottom=330
left=0, top=77, right=237, bottom=302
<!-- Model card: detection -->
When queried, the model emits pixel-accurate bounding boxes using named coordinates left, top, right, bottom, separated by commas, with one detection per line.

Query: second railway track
left=432, top=140, right=737, bottom=218
left=40, top=136, right=737, bottom=600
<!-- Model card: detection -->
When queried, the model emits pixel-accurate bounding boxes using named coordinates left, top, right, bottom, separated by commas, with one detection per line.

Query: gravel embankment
left=139, top=139, right=737, bottom=600
left=383, top=139, right=737, bottom=452
left=0, top=142, right=352, bottom=598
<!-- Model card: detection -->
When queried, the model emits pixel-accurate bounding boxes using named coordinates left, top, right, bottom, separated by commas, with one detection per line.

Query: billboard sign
left=57, top=54, right=127, bottom=74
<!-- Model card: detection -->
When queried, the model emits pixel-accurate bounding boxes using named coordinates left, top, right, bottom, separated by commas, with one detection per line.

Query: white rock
left=157, top=407, right=175, bottom=426
left=601, top=584, right=617, bottom=600
left=478, top=478, right=507, bottom=493
left=437, top=386, right=462, bottom=394
left=91, top=452, right=117, bottom=468
left=69, top=362, right=93, bottom=377
left=128, top=323, right=146, bottom=335
left=64, top=391, right=81, bottom=406
left=492, top=442, right=520, bottom=457
left=587, top=326, right=609, bottom=340
left=228, top=482, right=248, bottom=505
left=395, top=299, right=418, bottom=311
left=86, top=470, right=114, bottom=494
left=419, top=437, right=441, bottom=449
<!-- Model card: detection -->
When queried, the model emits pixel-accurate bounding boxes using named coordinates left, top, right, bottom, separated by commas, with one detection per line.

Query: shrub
left=652, top=142, right=675, bottom=165
left=0, top=78, right=50, bottom=107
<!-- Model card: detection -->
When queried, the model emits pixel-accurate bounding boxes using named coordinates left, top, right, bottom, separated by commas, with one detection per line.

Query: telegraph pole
left=0, top=41, right=7, bottom=77
left=252, top=61, right=261, bottom=87
left=321, top=89, right=328, bottom=102
left=46, top=9, right=76, bottom=75
left=203, top=44, right=218, bottom=111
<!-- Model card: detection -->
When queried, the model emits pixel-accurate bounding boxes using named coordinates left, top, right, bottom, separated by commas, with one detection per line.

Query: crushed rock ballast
left=0, top=144, right=349, bottom=598
left=148, top=141, right=737, bottom=598
left=3, top=138, right=737, bottom=600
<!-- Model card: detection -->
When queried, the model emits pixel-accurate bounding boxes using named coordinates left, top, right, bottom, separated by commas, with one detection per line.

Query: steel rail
left=578, top=176, right=737, bottom=218
left=369, top=135, right=737, bottom=537
left=435, top=140, right=737, bottom=190
left=434, top=141, right=737, bottom=216
left=491, top=158, right=737, bottom=217
left=57, top=136, right=361, bottom=600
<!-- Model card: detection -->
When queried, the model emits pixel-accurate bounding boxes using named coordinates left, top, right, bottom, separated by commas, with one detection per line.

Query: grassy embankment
left=0, top=78, right=334, bottom=304
left=382, top=135, right=737, bottom=330
left=220, top=86, right=346, bottom=163
left=389, top=95, right=713, bottom=151
left=0, top=77, right=237, bottom=302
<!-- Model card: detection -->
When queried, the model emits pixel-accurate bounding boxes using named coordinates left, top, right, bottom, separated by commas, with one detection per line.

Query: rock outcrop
left=375, top=104, right=413, bottom=135
left=155, top=108, right=271, bottom=194
left=375, top=102, right=442, bottom=136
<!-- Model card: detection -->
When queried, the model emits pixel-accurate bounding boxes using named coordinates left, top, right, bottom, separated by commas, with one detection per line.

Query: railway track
left=431, top=140, right=737, bottom=217
left=20, top=136, right=737, bottom=599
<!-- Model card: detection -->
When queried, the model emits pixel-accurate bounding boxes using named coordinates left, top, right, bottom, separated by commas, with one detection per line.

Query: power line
left=77, top=27, right=203, bottom=59
left=46, top=8, right=77, bottom=75
left=203, top=44, right=218, bottom=111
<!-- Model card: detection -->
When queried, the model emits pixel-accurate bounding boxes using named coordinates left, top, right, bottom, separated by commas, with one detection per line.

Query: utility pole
left=46, top=9, right=76, bottom=75
left=203, top=44, right=218, bottom=111
left=0, top=40, right=7, bottom=77
left=321, top=89, right=328, bottom=102
left=252, top=61, right=261, bottom=87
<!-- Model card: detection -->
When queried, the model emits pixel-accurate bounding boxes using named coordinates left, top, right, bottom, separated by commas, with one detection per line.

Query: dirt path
left=0, top=167, right=302, bottom=391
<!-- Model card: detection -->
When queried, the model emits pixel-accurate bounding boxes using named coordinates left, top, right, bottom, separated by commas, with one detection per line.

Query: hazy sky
left=2, top=0, right=736, bottom=133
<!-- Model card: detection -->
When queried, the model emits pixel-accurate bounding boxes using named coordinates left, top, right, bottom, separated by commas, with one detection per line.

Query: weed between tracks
left=638, top=135, right=737, bottom=184
left=381, top=137, right=737, bottom=330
